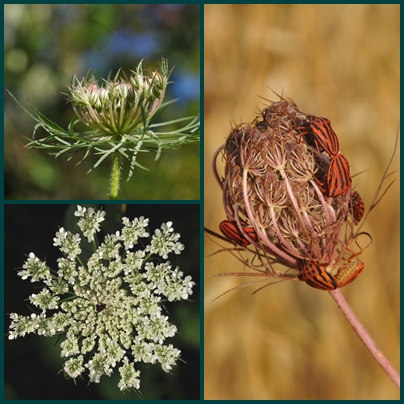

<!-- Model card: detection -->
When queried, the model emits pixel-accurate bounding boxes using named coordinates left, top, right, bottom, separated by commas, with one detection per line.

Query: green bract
left=7, top=58, right=200, bottom=198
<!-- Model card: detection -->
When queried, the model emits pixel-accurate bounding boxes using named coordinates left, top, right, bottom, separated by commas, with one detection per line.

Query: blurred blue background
left=4, top=4, right=200, bottom=200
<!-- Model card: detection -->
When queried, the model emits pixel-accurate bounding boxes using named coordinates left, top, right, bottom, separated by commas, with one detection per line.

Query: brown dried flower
left=212, top=97, right=365, bottom=290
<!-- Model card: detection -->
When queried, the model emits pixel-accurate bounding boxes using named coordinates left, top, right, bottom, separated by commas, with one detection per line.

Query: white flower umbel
left=8, top=205, right=195, bottom=392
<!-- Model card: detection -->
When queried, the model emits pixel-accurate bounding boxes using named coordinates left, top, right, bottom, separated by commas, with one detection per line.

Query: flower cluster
left=8, top=57, right=200, bottom=195
left=213, top=97, right=365, bottom=290
left=8, top=205, right=195, bottom=391
left=67, top=59, right=170, bottom=135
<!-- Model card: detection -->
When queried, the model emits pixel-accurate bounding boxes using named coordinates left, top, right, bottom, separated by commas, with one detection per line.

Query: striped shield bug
left=219, top=220, right=257, bottom=247
left=300, top=116, right=340, bottom=156
left=295, top=116, right=352, bottom=197
left=349, top=191, right=365, bottom=223
left=297, top=260, right=338, bottom=290
left=327, top=153, right=352, bottom=197
left=334, top=257, right=364, bottom=288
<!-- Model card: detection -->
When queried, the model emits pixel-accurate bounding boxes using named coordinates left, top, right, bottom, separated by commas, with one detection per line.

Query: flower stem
left=109, top=152, right=121, bottom=200
left=329, top=289, right=400, bottom=388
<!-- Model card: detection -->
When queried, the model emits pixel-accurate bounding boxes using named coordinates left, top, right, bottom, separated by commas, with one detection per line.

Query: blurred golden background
left=204, top=4, right=399, bottom=400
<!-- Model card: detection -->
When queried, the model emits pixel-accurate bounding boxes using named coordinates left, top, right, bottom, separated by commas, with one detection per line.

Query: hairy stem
left=329, top=289, right=400, bottom=388
left=109, top=152, right=121, bottom=200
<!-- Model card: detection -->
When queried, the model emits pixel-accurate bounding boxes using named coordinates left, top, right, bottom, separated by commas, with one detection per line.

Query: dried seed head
left=216, top=98, right=355, bottom=274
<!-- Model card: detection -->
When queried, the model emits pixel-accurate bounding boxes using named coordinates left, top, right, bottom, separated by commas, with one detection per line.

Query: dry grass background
left=204, top=4, right=399, bottom=400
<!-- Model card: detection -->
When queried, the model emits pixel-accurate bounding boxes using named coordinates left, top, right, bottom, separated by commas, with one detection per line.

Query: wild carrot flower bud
left=86, top=84, right=100, bottom=107
left=150, top=71, right=167, bottom=98
left=98, top=87, right=109, bottom=105
left=67, top=59, right=171, bottom=136
left=214, top=97, right=358, bottom=283
left=8, top=57, right=199, bottom=198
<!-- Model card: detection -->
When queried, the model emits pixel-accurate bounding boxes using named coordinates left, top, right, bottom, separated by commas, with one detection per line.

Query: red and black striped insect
left=298, top=117, right=340, bottom=155
left=297, top=256, right=364, bottom=290
left=219, top=220, right=257, bottom=247
left=349, top=191, right=365, bottom=223
left=327, top=153, right=352, bottom=197
left=297, top=260, right=338, bottom=290
left=334, top=257, right=364, bottom=288
left=295, top=116, right=352, bottom=197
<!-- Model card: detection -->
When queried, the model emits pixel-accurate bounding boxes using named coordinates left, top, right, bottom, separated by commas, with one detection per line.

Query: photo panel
left=204, top=4, right=399, bottom=400
left=4, top=203, right=200, bottom=400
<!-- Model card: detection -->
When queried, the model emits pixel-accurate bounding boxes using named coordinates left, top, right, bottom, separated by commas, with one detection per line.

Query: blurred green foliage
left=5, top=4, right=200, bottom=200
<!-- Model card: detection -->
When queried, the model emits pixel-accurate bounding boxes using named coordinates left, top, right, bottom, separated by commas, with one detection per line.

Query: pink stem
left=329, top=289, right=400, bottom=389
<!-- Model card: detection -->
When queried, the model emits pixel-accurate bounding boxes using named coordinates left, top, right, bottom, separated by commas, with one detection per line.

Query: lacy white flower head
left=8, top=205, right=195, bottom=392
